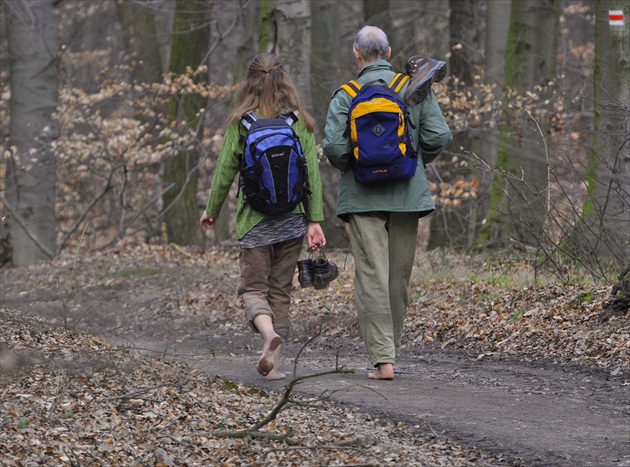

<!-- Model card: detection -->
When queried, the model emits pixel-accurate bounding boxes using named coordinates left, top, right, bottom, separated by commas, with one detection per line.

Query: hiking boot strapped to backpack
left=239, top=111, right=310, bottom=216
left=340, top=72, right=418, bottom=184
left=404, top=56, right=447, bottom=106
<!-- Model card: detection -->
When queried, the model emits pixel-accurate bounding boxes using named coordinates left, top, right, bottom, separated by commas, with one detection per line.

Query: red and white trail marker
left=609, top=10, right=624, bottom=29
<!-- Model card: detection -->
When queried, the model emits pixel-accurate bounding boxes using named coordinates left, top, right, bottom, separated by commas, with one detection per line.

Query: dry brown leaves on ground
left=0, top=307, right=507, bottom=466
left=402, top=281, right=628, bottom=375
left=1, top=242, right=627, bottom=465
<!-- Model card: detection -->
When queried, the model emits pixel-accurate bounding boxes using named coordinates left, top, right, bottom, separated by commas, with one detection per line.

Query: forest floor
left=1, top=238, right=629, bottom=466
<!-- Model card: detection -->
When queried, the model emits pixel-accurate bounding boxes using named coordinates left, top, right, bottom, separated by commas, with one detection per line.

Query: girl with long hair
left=200, top=53, right=325, bottom=380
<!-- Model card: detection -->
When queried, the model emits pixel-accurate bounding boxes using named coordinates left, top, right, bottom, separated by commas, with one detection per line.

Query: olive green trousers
left=349, top=212, right=419, bottom=367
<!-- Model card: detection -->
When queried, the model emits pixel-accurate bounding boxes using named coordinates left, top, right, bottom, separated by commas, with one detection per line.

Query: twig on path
left=212, top=330, right=354, bottom=442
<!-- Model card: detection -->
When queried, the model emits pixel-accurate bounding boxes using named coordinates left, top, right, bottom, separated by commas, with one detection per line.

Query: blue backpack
left=341, top=73, right=418, bottom=183
left=239, top=111, right=309, bottom=216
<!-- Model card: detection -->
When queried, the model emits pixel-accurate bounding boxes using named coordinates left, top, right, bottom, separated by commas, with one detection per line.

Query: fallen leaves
left=0, top=306, right=504, bottom=466
left=1, top=244, right=628, bottom=465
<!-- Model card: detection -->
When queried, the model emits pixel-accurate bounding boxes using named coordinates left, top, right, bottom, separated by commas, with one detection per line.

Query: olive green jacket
left=205, top=116, right=324, bottom=240
left=322, top=60, right=452, bottom=222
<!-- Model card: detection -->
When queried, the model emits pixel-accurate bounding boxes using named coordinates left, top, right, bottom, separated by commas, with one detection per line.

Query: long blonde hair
left=228, top=53, right=314, bottom=131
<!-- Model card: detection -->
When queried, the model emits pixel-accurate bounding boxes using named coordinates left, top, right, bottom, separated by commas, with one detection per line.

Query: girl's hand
left=307, top=222, right=325, bottom=249
left=200, top=211, right=215, bottom=229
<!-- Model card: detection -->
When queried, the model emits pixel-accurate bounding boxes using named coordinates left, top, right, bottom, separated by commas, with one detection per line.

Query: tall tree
left=210, top=0, right=259, bottom=244
left=162, top=0, right=210, bottom=246
left=484, top=0, right=511, bottom=86
left=449, top=0, right=481, bottom=85
left=472, top=0, right=511, bottom=238
left=364, top=0, right=390, bottom=26
left=115, top=0, right=163, bottom=85
left=581, top=0, right=629, bottom=264
left=478, top=0, right=561, bottom=247
left=3, top=0, right=59, bottom=265
left=260, top=0, right=312, bottom=109
left=311, top=0, right=349, bottom=248
left=427, top=0, right=483, bottom=249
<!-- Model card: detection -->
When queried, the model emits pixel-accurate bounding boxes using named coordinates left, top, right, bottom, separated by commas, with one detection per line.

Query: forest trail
left=135, top=335, right=630, bottom=467
left=1, top=248, right=628, bottom=466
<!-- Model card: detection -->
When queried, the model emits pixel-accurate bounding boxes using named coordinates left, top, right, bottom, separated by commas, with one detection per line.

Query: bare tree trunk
left=484, top=0, right=511, bottom=86
left=580, top=0, right=630, bottom=264
left=162, top=0, right=210, bottom=246
left=211, top=0, right=259, bottom=244
left=448, top=0, right=481, bottom=85
left=427, top=0, right=483, bottom=249
left=115, top=0, right=164, bottom=84
left=311, top=0, right=349, bottom=249
left=260, top=0, right=312, bottom=110
left=4, top=0, right=58, bottom=265
left=472, top=0, right=511, bottom=239
left=364, top=0, right=390, bottom=27
left=478, top=0, right=561, bottom=247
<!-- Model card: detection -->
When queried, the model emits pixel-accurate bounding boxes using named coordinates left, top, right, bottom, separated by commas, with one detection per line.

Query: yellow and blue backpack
left=341, top=73, right=418, bottom=183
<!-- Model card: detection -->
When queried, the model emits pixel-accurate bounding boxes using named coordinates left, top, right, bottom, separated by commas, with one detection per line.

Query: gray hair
left=353, top=26, right=389, bottom=62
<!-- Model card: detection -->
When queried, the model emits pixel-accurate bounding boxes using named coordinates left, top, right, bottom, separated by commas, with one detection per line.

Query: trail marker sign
left=609, top=10, right=624, bottom=30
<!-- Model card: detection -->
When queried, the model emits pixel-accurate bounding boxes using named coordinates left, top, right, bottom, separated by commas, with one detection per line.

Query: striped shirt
left=238, top=213, right=307, bottom=249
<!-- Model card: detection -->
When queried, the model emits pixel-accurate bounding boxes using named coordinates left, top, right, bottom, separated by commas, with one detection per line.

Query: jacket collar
left=357, top=59, right=394, bottom=78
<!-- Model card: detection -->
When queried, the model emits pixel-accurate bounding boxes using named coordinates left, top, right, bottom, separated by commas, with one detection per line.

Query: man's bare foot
left=257, top=335, right=281, bottom=377
left=367, top=363, right=394, bottom=380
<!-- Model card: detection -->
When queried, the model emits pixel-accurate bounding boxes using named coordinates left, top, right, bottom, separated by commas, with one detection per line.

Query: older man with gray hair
left=323, top=25, right=452, bottom=380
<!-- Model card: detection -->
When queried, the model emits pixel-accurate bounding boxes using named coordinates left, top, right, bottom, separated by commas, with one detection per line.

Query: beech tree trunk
left=115, top=0, right=163, bottom=85
left=448, top=0, right=480, bottom=85
left=162, top=0, right=210, bottom=246
left=581, top=0, right=629, bottom=264
left=4, top=0, right=59, bottom=265
left=478, top=0, right=561, bottom=247
left=311, top=0, right=349, bottom=248
left=472, top=0, right=511, bottom=239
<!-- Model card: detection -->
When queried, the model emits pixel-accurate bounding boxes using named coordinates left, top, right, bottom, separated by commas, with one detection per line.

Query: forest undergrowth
left=0, top=238, right=628, bottom=466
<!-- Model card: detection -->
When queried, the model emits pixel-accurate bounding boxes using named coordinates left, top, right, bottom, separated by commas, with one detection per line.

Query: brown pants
left=238, top=236, right=304, bottom=341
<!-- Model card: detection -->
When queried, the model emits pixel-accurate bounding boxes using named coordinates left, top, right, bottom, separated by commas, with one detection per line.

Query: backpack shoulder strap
left=389, top=73, right=410, bottom=94
left=281, top=111, right=299, bottom=126
left=340, top=80, right=361, bottom=99
left=240, top=111, right=258, bottom=130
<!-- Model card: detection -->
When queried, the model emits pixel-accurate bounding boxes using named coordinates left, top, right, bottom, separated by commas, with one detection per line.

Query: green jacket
left=322, top=59, right=452, bottom=222
left=205, top=116, right=324, bottom=240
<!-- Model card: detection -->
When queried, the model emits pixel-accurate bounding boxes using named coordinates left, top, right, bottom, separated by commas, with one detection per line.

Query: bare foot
left=265, top=344, right=285, bottom=380
left=257, top=335, right=281, bottom=377
left=265, top=369, right=286, bottom=381
left=256, top=359, right=273, bottom=376
left=367, top=363, right=394, bottom=380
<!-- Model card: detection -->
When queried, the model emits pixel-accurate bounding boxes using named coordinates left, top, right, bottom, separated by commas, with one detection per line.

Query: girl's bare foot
left=265, top=344, right=285, bottom=380
left=265, top=369, right=286, bottom=381
left=367, top=363, right=394, bottom=380
left=257, top=335, right=281, bottom=376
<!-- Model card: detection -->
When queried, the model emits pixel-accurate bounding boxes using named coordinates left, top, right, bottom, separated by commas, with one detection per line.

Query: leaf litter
left=1, top=240, right=628, bottom=465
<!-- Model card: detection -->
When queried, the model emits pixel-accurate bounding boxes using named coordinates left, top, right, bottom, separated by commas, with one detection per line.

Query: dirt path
left=2, top=251, right=629, bottom=466
left=128, top=335, right=629, bottom=467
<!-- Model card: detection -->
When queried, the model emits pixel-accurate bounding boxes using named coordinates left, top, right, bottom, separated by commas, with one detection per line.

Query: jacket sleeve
left=322, top=89, right=353, bottom=171
left=296, top=121, right=325, bottom=222
left=414, top=91, right=452, bottom=166
left=205, top=122, right=241, bottom=217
